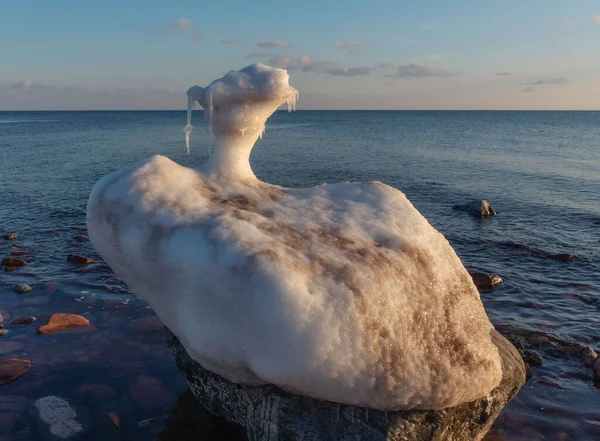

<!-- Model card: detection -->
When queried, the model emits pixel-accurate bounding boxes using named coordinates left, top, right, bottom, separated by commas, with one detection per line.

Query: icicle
left=286, top=92, right=298, bottom=112
left=183, top=94, right=194, bottom=155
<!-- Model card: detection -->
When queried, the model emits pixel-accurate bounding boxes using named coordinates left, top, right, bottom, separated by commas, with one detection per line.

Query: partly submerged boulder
left=166, top=327, right=525, bottom=441
left=453, top=200, right=496, bottom=218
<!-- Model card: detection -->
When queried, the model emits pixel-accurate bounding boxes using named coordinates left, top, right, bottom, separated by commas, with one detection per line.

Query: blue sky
left=1, top=0, right=599, bottom=109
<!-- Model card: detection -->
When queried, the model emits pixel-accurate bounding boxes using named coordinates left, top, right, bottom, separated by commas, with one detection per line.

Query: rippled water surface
left=1, top=110, right=599, bottom=440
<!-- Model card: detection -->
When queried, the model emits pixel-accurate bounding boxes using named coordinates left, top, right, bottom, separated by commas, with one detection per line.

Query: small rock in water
left=581, top=347, right=598, bottom=368
left=549, top=253, right=577, bottom=262
left=452, top=200, right=496, bottom=218
left=67, top=254, right=94, bottom=265
left=3, top=266, right=17, bottom=272
left=37, top=313, right=90, bottom=335
left=519, top=349, right=544, bottom=367
left=469, top=271, right=503, bottom=290
left=1, top=257, right=27, bottom=267
left=32, top=396, right=85, bottom=440
left=10, top=250, right=26, bottom=256
left=138, top=418, right=157, bottom=427
left=2, top=234, right=16, bottom=241
left=0, top=358, right=30, bottom=386
left=107, top=412, right=122, bottom=429
left=74, top=235, right=89, bottom=242
left=0, top=330, right=7, bottom=336
left=10, top=316, right=36, bottom=326
left=13, top=283, right=32, bottom=294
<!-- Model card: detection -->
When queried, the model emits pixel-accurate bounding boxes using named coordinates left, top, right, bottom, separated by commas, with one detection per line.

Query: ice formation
left=87, top=63, right=502, bottom=411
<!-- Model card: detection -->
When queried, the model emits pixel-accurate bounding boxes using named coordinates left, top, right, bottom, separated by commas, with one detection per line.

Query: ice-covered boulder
left=87, top=64, right=516, bottom=414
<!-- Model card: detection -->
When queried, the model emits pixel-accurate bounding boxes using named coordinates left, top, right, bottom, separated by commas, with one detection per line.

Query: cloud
left=521, top=87, right=536, bottom=93
left=375, top=63, right=396, bottom=70
left=221, top=39, right=237, bottom=45
left=496, top=72, right=512, bottom=76
left=268, top=55, right=292, bottom=68
left=594, top=15, right=600, bottom=24
left=328, top=66, right=371, bottom=77
left=170, top=18, right=194, bottom=30
left=388, top=64, right=458, bottom=79
left=1, top=80, right=58, bottom=91
left=528, top=77, right=569, bottom=86
left=191, top=33, right=203, bottom=41
left=246, top=50, right=272, bottom=58
left=333, top=41, right=360, bottom=53
left=257, top=39, right=290, bottom=48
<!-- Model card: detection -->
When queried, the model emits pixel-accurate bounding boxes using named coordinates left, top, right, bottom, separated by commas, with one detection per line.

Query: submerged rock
left=10, top=316, right=36, bottom=326
left=14, top=283, right=32, bottom=294
left=37, top=313, right=90, bottom=335
left=1, top=257, right=27, bottom=267
left=30, top=396, right=87, bottom=440
left=452, top=200, right=496, bottom=218
left=67, top=255, right=94, bottom=265
left=519, top=349, right=544, bottom=367
left=74, top=235, right=89, bottom=242
left=469, top=271, right=503, bottom=291
left=167, top=327, right=525, bottom=441
left=549, top=253, right=577, bottom=262
left=2, top=233, right=17, bottom=241
left=0, top=358, right=30, bottom=386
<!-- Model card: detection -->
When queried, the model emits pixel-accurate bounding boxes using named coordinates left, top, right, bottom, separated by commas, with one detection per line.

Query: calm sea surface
left=1, top=110, right=599, bottom=440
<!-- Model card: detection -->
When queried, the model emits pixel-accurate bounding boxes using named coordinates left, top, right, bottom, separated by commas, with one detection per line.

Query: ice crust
left=87, top=64, right=502, bottom=411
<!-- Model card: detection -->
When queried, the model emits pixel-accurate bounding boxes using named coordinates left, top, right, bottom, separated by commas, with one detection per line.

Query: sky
left=1, top=0, right=599, bottom=110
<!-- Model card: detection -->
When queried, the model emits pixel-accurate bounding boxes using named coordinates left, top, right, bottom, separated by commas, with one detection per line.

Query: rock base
left=166, top=328, right=525, bottom=441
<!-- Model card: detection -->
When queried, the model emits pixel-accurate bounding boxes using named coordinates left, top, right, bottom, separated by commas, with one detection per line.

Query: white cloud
left=246, top=50, right=271, bottom=58
left=170, top=18, right=194, bottom=30
left=257, top=39, right=290, bottom=48
left=333, top=41, right=360, bottom=53
left=496, top=72, right=512, bottom=76
left=328, top=66, right=371, bottom=76
left=388, top=64, right=458, bottom=78
left=593, top=15, right=600, bottom=24
left=521, top=87, right=536, bottom=93
left=528, top=77, right=569, bottom=86
left=191, top=33, right=203, bottom=41
left=1, top=80, right=58, bottom=91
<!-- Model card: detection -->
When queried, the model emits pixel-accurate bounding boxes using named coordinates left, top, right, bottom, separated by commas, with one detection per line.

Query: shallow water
left=0, top=110, right=599, bottom=440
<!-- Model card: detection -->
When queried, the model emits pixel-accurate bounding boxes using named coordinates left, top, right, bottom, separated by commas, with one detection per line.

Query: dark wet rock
left=37, top=314, right=90, bottom=335
left=10, top=317, right=36, bottom=326
left=13, top=284, right=32, bottom=294
left=0, top=312, right=3, bottom=327
left=3, top=266, right=17, bottom=272
left=452, top=200, right=496, bottom=218
left=0, top=412, right=16, bottom=431
left=157, top=389, right=246, bottom=441
left=29, top=396, right=89, bottom=440
left=10, top=250, right=26, bottom=256
left=75, top=385, right=118, bottom=400
left=519, top=349, right=544, bottom=367
left=131, top=315, right=164, bottom=332
left=549, top=253, right=577, bottom=262
left=107, top=412, right=121, bottom=429
left=0, top=342, right=24, bottom=355
left=73, top=235, right=89, bottom=242
left=594, top=359, right=600, bottom=387
left=0, top=358, right=30, bottom=386
left=129, top=375, right=175, bottom=409
left=138, top=418, right=157, bottom=427
left=66, top=255, right=94, bottom=265
left=582, top=347, right=598, bottom=368
left=3, top=234, right=17, bottom=241
left=1, top=257, right=27, bottom=267
left=469, top=271, right=503, bottom=290
left=166, top=327, right=525, bottom=441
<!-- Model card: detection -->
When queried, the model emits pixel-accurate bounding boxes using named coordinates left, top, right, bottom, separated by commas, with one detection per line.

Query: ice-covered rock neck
left=185, top=64, right=298, bottom=181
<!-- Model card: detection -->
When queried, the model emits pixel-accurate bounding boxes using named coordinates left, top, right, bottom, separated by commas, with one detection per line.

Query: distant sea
left=1, top=110, right=599, bottom=440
